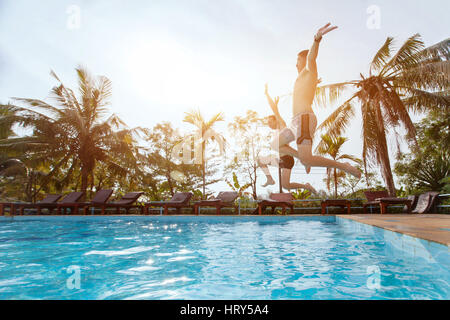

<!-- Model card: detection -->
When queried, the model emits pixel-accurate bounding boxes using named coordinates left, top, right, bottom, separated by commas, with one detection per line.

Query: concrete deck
left=339, top=214, right=450, bottom=246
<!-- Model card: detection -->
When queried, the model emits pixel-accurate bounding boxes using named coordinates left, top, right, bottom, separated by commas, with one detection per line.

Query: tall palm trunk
left=253, top=166, right=258, bottom=200
left=379, top=140, right=396, bottom=196
left=201, top=141, right=206, bottom=200
left=334, top=168, right=338, bottom=198
left=375, top=104, right=396, bottom=196
left=81, top=166, right=89, bottom=200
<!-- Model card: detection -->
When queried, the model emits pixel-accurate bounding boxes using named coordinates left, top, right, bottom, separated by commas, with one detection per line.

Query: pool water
left=0, top=216, right=448, bottom=300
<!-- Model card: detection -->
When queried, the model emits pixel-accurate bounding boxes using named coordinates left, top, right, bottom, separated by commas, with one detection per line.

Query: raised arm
left=306, top=23, right=338, bottom=72
left=265, top=84, right=287, bottom=129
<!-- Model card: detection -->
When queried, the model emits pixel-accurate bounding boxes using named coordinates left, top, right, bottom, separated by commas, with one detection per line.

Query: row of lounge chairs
left=0, top=189, right=441, bottom=216
left=362, top=191, right=440, bottom=214
left=0, top=190, right=143, bottom=215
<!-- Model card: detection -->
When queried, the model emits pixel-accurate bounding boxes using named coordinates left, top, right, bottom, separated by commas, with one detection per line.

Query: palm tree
left=316, top=35, right=449, bottom=196
left=183, top=109, right=225, bottom=199
left=316, top=135, right=361, bottom=197
left=0, top=67, right=139, bottom=199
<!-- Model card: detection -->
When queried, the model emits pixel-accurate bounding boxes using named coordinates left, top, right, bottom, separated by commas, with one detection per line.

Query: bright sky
left=1, top=0, right=449, bottom=195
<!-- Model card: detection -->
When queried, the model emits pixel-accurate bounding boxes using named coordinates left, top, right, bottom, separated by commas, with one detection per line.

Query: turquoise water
left=0, top=216, right=448, bottom=300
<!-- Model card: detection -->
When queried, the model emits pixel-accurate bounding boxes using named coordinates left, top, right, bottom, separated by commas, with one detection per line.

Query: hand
left=274, top=96, right=280, bottom=106
left=315, top=23, right=338, bottom=41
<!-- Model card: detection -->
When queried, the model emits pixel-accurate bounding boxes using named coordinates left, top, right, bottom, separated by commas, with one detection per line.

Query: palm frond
left=315, top=82, right=355, bottom=108
left=393, top=60, right=450, bottom=92
left=402, top=89, right=450, bottom=113
left=317, top=99, right=356, bottom=138
left=337, top=154, right=362, bottom=164
left=370, top=37, right=394, bottom=74
left=420, top=38, right=450, bottom=61
left=183, top=109, right=204, bottom=129
left=382, top=34, right=425, bottom=76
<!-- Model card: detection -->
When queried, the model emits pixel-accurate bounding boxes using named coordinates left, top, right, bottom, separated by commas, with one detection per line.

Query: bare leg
left=279, top=145, right=311, bottom=174
left=297, top=144, right=361, bottom=178
left=258, top=155, right=277, bottom=187
left=281, top=169, right=317, bottom=194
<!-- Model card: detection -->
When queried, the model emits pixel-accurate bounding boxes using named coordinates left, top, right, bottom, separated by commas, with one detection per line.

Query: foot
left=305, top=166, right=311, bottom=174
left=304, top=183, right=318, bottom=195
left=343, top=163, right=361, bottom=179
left=262, top=177, right=276, bottom=187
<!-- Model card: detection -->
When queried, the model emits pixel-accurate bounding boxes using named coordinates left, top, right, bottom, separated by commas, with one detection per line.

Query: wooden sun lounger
left=403, top=195, right=419, bottom=213
left=194, top=191, right=239, bottom=215
left=144, top=192, right=193, bottom=215
left=321, top=199, right=351, bottom=215
left=56, top=189, right=113, bottom=215
left=85, top=192, right=144, bottom=215
left=15, top=194, right=63, bottom=215
left=411, top=191, right=440, bottom=214
left=255, top=193, right=294, bottom=215
left=363, top=191, right=412, bottom=214
left=0, top=202, right=21, bottom=215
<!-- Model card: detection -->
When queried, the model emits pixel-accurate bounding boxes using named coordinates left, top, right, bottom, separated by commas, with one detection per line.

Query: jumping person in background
left=277, top=23, right=361, bottom=178
left=258, top=84, right=317, bottom=194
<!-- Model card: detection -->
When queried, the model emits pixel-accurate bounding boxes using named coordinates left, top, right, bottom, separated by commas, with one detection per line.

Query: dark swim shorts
left=279, top=155, right=295, bottom=170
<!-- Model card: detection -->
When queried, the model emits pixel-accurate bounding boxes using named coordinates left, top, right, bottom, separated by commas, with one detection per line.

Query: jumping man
left=277, top=23, right=361, bottom=178
left=258, top=84, right=317, bottom=194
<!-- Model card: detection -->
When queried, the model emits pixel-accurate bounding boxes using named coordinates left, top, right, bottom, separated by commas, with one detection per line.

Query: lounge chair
left=84, top=192, right=144, bottom=215
left=194, top=191, right=239, bottom=215
left=363, top=191, right=412, bottom=214
left=255, top=193, right=294, bottom=215
left=16, top=194, right=63, bottom=215
left=56, top=189, right=113, bottom=215
left=144, top=192, right=193, bottom=215
left=411, top=191, right=440, bottom=214
left=321, top=199, right=351, bottom=215
left=402, top=195, right=418, bottom=213
left=0, top=202, right=16, bottom=215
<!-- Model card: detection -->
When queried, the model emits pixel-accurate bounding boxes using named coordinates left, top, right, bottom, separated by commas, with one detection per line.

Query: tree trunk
left=334, top=168, right=338, bottom=198
left=202, top=142, right=206, bottom=200
left=380, top=149, right=396, bottom=196
left=167, top=174, right=174, bottom=197
left=81, top=166, right=89, bottom=201
left=375, top=104, right=396, bottom=196
left=253, top=166, right=258, bottom=200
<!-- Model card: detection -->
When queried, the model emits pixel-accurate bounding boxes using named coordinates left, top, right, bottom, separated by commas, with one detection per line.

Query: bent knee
left=281, top=183, right=292, bottom=190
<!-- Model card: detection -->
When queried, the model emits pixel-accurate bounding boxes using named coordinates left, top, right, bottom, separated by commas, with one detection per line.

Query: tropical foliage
left=0, top=67, right=140, bottom=200
left=316, top=35, right=449, bottom=196
left=315, top=134, right=361, bottom=197
left=395, top=109, right=450, bottom=193
left=226, top=110, right=270, bottom=200
left=183, top=109, right=226, bottom=199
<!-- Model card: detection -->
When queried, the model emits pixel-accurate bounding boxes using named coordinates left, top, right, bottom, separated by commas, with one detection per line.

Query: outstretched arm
left=306, top=23, right=338, bottom=72
left=265, top=84, right=287, bottom=129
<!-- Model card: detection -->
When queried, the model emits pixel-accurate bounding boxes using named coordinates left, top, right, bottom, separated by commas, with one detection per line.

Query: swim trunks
left=291, top=112, right=317, bottom=146
left=279, top=155, right=295, bottom=170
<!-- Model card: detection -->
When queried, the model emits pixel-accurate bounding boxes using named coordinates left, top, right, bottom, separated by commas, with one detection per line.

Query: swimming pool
left=0, top=216, right=448, bottom=300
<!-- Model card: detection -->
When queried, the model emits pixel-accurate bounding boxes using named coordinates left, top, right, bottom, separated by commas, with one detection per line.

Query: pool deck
left=337, top=214, right=450, bottom=246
